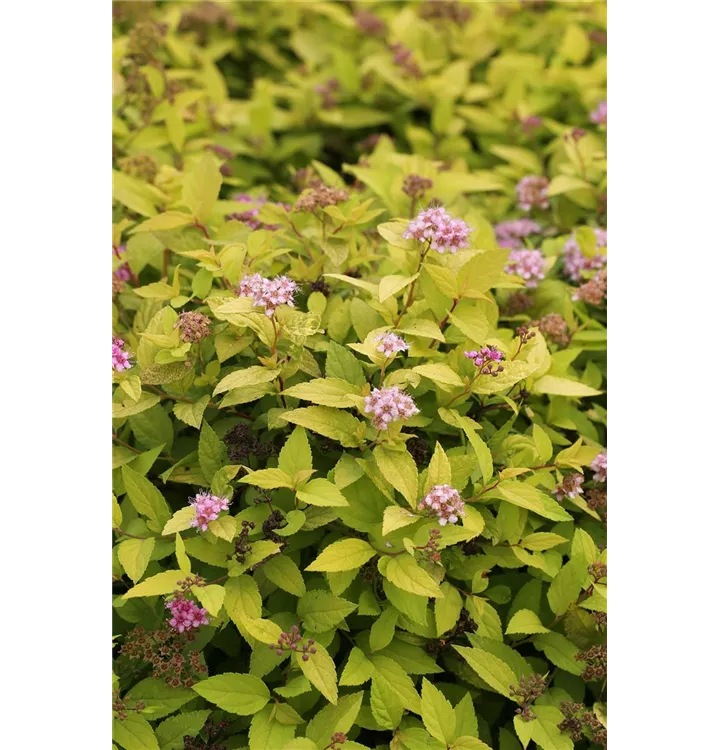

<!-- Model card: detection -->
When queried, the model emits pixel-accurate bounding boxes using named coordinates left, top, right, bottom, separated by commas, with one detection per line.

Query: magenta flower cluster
left=591, top=452, right=607, bottom=483
left=113, top=244, right=132, bottom=280
left=230, top=194, right=290, bottom=230
left=403, top=206, right=471, bottom=253
left=562, top=228, right=607, bottom=282
left=494, top=219, right=541, bottom=249
left=505, top=248, right=547, bottom=288
left=590, top=100, right=607, bottom=126
left=364, top=386, right=419, bottom=431
left=516, top=175, right=550, bottom=211
left=465, top=346, right=504, bottom=368
left=375, top=332, right=408, bottom=357
left=165, top=597, right=209, bottom=633
left=554, top=473, right=585, bottom=502
left=237, top=273, right=298, bottom=317
left=418, top=484, right=466, bottom=526
left=112, top=336, right=132, bottom=372
left=189, top=492, right=231, bottom=532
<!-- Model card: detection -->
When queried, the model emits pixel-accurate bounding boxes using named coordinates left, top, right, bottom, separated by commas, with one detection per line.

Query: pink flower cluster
left=113, top=244, right=132, bottom=282
left=505, top=248, right=546, bottom=288
left=591, top=100, right=607, bottom=126
left=403, top=206, right=471, bottom=253
left=418, top=484, right=466, bottom=526
left=516, top=175, right=550, bottom=211
left=364, top=386, right=419, bottom=431
left=112, top=336, right=132, bottom=372
left=464, top=346, right=503, bottom=367
left=375, top=332, right=408, bottom=357
left=228, top=194, right=290, bottom=230
left=189, top=492, right=231, bottom=532
left=554, top=473, right=584, bottom=502
left=591, top=452, right=607, bottom=483
left=562, top=228, right=607, bottom=282
left=237, top=273, right=298, bottom=317
left=494, top=219, right=541, bottom=249
left=165, top=597, right=209, bottom=633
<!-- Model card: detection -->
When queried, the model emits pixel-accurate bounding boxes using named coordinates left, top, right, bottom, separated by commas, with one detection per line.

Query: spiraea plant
left=113, top=2, right=607, bottom=749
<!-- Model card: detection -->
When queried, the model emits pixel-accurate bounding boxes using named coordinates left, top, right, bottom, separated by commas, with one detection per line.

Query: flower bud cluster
left=269, top=625, right=317, bottom=661
left=516, top=175, right=550, bottom=211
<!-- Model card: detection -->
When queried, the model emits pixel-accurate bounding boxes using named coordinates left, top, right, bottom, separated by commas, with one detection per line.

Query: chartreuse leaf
left=295, top=642, right=338, bottom=704
left=198, top=422, right=226, bottom=485
left=278, top=426, right=313, bottom=477
left=262, top=555, right=306, bottom=596
left=548, top=528, right=594, bottom=615
left=296, top=478, right=349, bottom=507
left=173, top=396, right=210, bottom=429
left=370, top=672, right=404, bottom=729
left=453, top=738, right=493, bottom=750
left=533, top=632, right=583, bottom=675
left=282, top=377, right=360, bottom=407
left=374, top=445, right=419, bottom=507
left=123, top=569, right=185, bottom=599
left=121, top=466, right=172, bottom=532
left=531, top=705, right=574, bottom=750
left=175, top=533, right=191, bottom=573
left=453, top=645, right=518, bottom=698
left=117, top=538, right=155, bottom=583
left=424, top=441, right=452, bottom=491
left=155, top=710, right=210, bottom=750
left=420, top=678, right=456, bottom=745
left=281, top=406, right=363, bottom=448
left=192, top=673, right=269, bottom=715
left=112, top=714, right=159, bottom=750
left=213, top=366, right=280, bottom=396
left=521, top=532, right=568, bottom=551
left=182, top=151, right=221, bottom=223
left=297, top=590, right=357, bottom=631
left=305, top=538, right=376, bottom=572
left=239, top=467, right=295, bottom=490
left=193, top=584, right=225, bottom=616
left=162, top=506, right=196, bottom=535
left=369, top=606, right=400, bottom=652
left=435, top=582, right=463, bottom=635
left=385, top=554, right=443, bottom=598
left=506, top=609, right=550, bottom=635
left=125, top=678, right=195, bottom=719
left=305, top=690, right=364, bottom=748
left=249, top=704, right=296, bottom=748
left=382, top=506, right=421, bottom=535
left=340, top=647, right=375, bottom=687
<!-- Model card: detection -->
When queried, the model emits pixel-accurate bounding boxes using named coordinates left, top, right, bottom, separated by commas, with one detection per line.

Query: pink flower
left=237, top=273, right=298, bottom=317
left=562, top=228, right=607, bottom=282
left=189, top=491, right=231, bottom=532
left=494, top=219, right=542, bottom=249
left=464, top=346, right=505, bottom=376
left=165, top=597, right=209, bottom=633
left=590, top=100, right=607, bottom=126
left=112, top=336, right=132, bottom=372
left=516, top=176, right=550, bottom=211
left=114, top=264, right=132, bottom=282
left=521, top=115, right=543, bottom=134
left=418, top=484, right=466, bottom=526
left=363, top=386, right=419, bottom=431
left=554, top=473, right=584, bottom=501
left=375, top=332, right=408, bottom=357
left=403, top=206, right=471, bottom=253
left=505, top=248, right=546, bottom=288
left=591, top=452, right=607, bottom=483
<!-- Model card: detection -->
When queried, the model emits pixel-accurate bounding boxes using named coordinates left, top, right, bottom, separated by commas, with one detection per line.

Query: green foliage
left=113, top=3, right=607, bottom=749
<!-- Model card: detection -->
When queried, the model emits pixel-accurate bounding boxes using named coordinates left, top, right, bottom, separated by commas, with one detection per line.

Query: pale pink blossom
left=494, top=219, right=541, bottom=249
left=554, top=473, right=584, bottom=501
left=375, top=332, right=408, bottom=357
left=363, top=386, right=419, bottom=431
left=562, top=228, right=607, bottom=282
left=505, top=248, right=546, bottom=288
left=189, top=492, right=231, bottom=532
left=112, top=336, right=132, bottom=372
left=237, top=273, right=297, bottom=317
left=590, top=100, right=607, bottom=126
left=403, top=206, right=471, bottom=253
left=516, top=176, right=550, bottom=211
left=418, top=484, right=466, bottom=526
left=591, top=452, right=607, bottom=483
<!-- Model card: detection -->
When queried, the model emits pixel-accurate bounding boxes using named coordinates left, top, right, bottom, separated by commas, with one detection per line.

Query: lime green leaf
left=193, top=584, right=225, bottom=616
left=435, top=582, right=463, bottom=635
left=155, top=710, right=210, bottom=750
left=262, top=555, right=306, bottom=596
left=305, top=690, right=364, bottom=748
left=452, top=645, right=517, bottom=698
left=532, top=375, right=602, bottom=397
left=533, top=632, right=583, bottom=676
left=296, top=643, right=338, bottom=704
left=198, top=422, right=227, bottom=485
left=121, top=465, right=172, bottom=532
left=506, top=609, right=550, bottom=635
left=281, top=406, right=363, bottom=448
left=162, top=506, right=196, bottom=535
left=183, top=152, right=221, bottom=223
left=379, top=273, right=419, bottom=303
left=424, top=441, right=452, bottom=491
left=385, top=555, right=443, bottom=598
left=297, top=478, right=349, bottom=507
left=496, top=482, right=573, bottom=522
left=448, top=307, right=490, bottom=343
left=325, top=342, right=366, bottom=387
left=298, top=590, right=357, bottom=632
left=305, top=538, right=377, bottom=572
left=382, top=506, right=421, bottom=536
left=340, top=648, right=375, bottom=686
left=239, top=468, right=295, bottom=490
left=374, top=445, right=419, bottom=507
left=131, top=211, right=194, bottom=234
left=283, top=377, right=361, bottom=408
left=531, top=705, right=574, bottom=750
left=214, top=366, right=281, bottom=396
left=453, top=738, right=493, bottom=750
left=173, top=396, right=210, bottom=430
left=118, top=538, right=155, bottom=583
left=521, top=532, right=568, bottom=551
left=369, top=607, right=400, bottom=652
left=175, top=533, right=191, bottom=573
left=278, top=426, right=313, bottom=477
left=413, top=363, right=464, bottom=388
left=113, top=715, right=159, bottom=750
left=192, top=673, right=269, bottom=715
left=420, top=678, right=456, bottom=745
left=123, top=569, right=185, bottom=599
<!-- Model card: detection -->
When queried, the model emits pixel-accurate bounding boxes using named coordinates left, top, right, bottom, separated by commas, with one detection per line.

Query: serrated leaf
left=305, top=538, right=377, bottom=572
left=283, top=378, right=361, bottom=408
left=173, top=396, right=210, bottom=429
left=382, top=506, right=421, bottom=536
left=385, top=554, right=443, bottom=598
left=297, top=478, right=349, bottom=507
left=193, top=584, right=225, bottom=616
left=506, top=609, right=550, bottom=635
left=369, top=607, right=400, bottom=652
left=113, top=714, right=159, bottom=750
left=162, top=506, right=196, bottom=535
left=183, top=152, right=221, bottom=223
left=213, top=366, right=281, bottom=396
left=453, top=645, right=517, bottom=698
left=374, top=445, right=418, bottom=507
left=239, top=468, right=295, bottom=490
left=278, top=426, right=313, bottom=477
left=281, top=406, right=363, bottom=448
left=121, top=466, right=172, bottom=532
left=298, top=590, right=357, bottom=632
left=123, top=569, right=185, bottom=599
left=435, top=582, right=463, bottom=635
left=192, top=673, right=270, bottom=715
left=296, top=643, right=338, bottom=704
left=118, top=538, right=155, bottom=583
left=262, top=555, right=306, bottom=596
left=420, top=678, right=456, bottom=744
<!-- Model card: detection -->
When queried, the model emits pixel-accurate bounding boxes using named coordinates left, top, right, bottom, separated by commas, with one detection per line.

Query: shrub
left=112, top=3, right=607, bottom=749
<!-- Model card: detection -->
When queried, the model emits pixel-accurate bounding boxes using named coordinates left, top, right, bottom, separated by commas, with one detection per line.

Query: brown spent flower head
left=112, top=689, right=145, bottom=722
left=118, top=153, right=158, bottom=183
left=509, top=674, right=547, bottom=720
left=503, top=291, right=534, bottom=316
left=174, top=311, right=212, bottom=344
left=418, top=528, right=443, bottom=563
left=588, top=561, right=607, bottom=582
left=573, top=269, right=607, bottom=305
left=532, top=313, right=570, bottom=346
left=388, top=42, right=423, bottom=79
left=576, top=642, right=607, bottom=682
left=228, top=520, right=255, bottom=564
left=112, top=275, right=126, bottom=297
left=327, top=731, right=348, bottom=748
left=354, top=9, right=385, bottom=36
left=420, top=1, right=473, bottom=23
left=294, top=183, right=350, bottom=213
left=586, top=488, right=607, bottom=513
left=402, top=174, right=433, bottom=199
left=127, top=19, right=167, bottom=63
left=559, top=702, right=607, bottom=748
